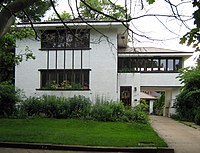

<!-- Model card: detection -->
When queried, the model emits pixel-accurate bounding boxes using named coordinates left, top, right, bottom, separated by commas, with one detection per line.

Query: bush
left=68, top=95, right=92, bottom=118
left=42, top=95, right=70, bottom=118
left=21, top=95, right=91, bottom=119
left=0, top=82, right=22, bottom=117
left=22, top=96, right=43, bottom=116
left=123, top=107, right=148, bottom=123
left=20, top=95, right=148, bottom=124
left=134, top=100, right=149, bottom=112
left=194, top=108, right=200, bottom=125
left=91, top=101, right=114, bottom=121
left=175, top=65, right=200, bottom=124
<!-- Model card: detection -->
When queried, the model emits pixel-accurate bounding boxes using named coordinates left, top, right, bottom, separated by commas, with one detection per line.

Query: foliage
left=43, top=81, right=87, bottom=90
left=134, top=99, right=149, bottom=112
left=21, top=95, right=92, bottom=119
left=154, top=92, right=165, bottom=115
left=146, top=0, right=156, bottom=4
left=0, top=27, right=35, bottom=82
left=194, top=107, right=200, bottom=125
left=16, top=0, right=52, bottom=22
left=79, top=0, right=131, bottom=21
left=91, top=101, right=117, bottom=121
left=0, top=81, right=22, bottom=117
left=180, top=0, right=200, bottom=49
left=68, top=95, right=92, bottom=118
left=175, top=63, right=200, bottom=123
left=18, top=95, right=148, bottom=123
left=48, top=11, right=72, bottom=21
left=0, top=0, right=53, bottom=22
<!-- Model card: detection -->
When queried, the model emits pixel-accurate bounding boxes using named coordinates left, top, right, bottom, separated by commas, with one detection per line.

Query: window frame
left=41, top=29, right=90, bottom=50
left=38, top=69, right=91, bottom=91
left=118, top=57, right=182, bottom=73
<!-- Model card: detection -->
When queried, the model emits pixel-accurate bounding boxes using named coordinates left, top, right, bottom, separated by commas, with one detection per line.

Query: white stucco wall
left=118, top=73, right=141, bottom=106
left=140, top=73, right=181, bottom=86
left=118, top=72, right=182, bottom=107
left=15, top=28, right=118, bottom=102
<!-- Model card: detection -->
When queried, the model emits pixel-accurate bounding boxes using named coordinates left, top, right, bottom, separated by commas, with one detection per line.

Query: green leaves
left=79, top=0, right=131, bottom=20
left=146, top=0, right=156, bottom=4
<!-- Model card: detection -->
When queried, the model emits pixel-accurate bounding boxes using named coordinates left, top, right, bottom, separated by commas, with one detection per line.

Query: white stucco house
left=15, top=20, right=193, bottom=116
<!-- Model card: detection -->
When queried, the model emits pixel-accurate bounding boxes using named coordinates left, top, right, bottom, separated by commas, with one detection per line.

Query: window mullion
left=47, top=50, right=50, bottom=85
left=81, top=50, right=83, bottom=86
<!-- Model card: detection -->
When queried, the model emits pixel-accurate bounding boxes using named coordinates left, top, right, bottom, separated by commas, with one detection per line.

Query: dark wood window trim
left=41, top=29, right=90, bottom=50
left=118, top=57, right=182, bottom=73
left=38, top=69, right=91, bottom=90
left=39, top=47, right=91, bottom=51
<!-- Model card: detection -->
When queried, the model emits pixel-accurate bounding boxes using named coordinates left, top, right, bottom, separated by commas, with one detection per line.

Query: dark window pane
left=152, top=59, right=159, bottom=71
left=41, top=29, right=90, bottom=49
left=160, top=59, right=166, bottom=71
left=146, top=59, right=152, bottom=71
left=118, top=57, right=181, bottom=73
left=41, top=30, right=57, bottom=48
left=175, top=59, right=181, bottom=71
left=57, top=30, right=65, bottom=48
left=66, top=31, right=74, bottom=48
left=75, top=29, right=90, bottom=48
left=168, top=59, right=174, bottom=71
left=40, top=69, right=90, bottom=90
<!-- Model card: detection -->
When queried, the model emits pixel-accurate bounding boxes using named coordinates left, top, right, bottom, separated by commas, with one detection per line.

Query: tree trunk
left=0, top=0, right=38, bottom=38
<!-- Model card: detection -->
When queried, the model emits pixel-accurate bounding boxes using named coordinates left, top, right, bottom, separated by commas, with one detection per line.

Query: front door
left=120, top=86, right=132, bottom=106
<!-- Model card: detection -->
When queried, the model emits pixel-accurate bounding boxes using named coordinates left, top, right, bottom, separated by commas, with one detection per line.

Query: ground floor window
left=39, top=69, right=90, bottom=90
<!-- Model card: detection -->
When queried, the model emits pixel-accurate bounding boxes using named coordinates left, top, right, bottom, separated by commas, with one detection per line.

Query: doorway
left=120, top=86, right=132, bottom=106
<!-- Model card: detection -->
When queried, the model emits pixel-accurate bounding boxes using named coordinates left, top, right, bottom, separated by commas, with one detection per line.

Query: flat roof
left=118, top=47, right=193, bottom=57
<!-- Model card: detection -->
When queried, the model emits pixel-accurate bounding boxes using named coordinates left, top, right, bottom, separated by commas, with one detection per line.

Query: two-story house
left=15, top=20, right=193, bottom=116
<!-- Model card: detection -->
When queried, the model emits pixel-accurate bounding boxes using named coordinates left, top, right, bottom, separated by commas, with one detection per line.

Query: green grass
left=0, top=118, right=167, bottom=147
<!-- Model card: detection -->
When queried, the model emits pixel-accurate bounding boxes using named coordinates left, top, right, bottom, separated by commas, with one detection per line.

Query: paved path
left=150, top=115, right=200, bottom=153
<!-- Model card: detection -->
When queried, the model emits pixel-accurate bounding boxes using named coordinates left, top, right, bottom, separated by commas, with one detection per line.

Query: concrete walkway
left=150, top=115, right=200, bottom=153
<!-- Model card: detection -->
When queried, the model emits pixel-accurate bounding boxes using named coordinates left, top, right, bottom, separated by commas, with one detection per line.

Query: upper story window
left=41, top=29, right=90, bottom=49
left=118, top=57, right=182, bottom=73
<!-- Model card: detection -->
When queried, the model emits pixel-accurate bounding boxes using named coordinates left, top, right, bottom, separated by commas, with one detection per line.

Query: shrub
left=110, top=101, right=125, bottom=120
left=22, top=96, right=43, bottom=116
left=20, top=95, right=148, bottom=123
left=91, top=100, right=125, bottom=122
left=134, top=100, right=149, bottom=112
left=21, top=95, right=92, bottom=119
left=91, top=101, right=113, bottom=121
left=42, top=95, right=67, bottom=118
left=123, top=107, right=148, bottom=123
left=68, top=95, right=92, bottom=118
left=175, top=65, right=200, bottom=124
left=0, top=82, right=22, bottom=117
left=154, top=93, right=165, bottom=115
left=194, top=108, right=200, bottom=125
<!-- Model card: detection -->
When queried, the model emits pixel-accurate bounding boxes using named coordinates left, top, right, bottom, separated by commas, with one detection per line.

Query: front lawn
left=0, top=118, right=167, bottom=147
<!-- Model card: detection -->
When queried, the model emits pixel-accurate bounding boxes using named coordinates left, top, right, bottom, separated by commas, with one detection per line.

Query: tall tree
left=0, top=0, right=52, bottom=82
left=0, top=0, right=53, bottom=38
left=175, top=61, right=200, bottom=124
left=79, top=0, right=130, bottom=20
left=180, top=0, right=200, bottom=49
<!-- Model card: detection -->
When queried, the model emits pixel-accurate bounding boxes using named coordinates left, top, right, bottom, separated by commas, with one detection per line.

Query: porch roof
left=140, top=92, right=157, bottom=100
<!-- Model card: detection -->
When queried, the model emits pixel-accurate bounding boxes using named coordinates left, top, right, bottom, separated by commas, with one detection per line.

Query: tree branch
left=0, top=0, right=38, bottom=38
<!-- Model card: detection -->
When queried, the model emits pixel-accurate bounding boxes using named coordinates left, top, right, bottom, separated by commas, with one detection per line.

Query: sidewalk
left=150, top=115, right=200, bottom=153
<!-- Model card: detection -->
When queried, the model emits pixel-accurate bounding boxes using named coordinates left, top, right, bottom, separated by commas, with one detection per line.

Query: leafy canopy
left=180, top=0, right=200, bottom=49
left=175, top=62, right=200, bottom=122
left=79, top=0, right=131, bottom=20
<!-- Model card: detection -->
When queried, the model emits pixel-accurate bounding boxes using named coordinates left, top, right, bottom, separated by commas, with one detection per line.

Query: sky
left=44, top=0, right=198, bottom=65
